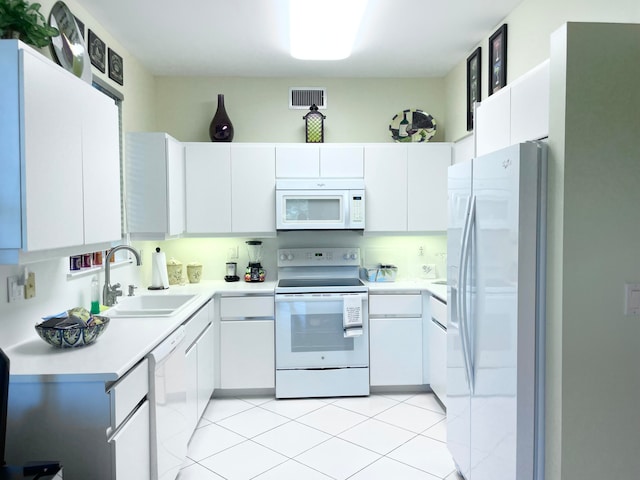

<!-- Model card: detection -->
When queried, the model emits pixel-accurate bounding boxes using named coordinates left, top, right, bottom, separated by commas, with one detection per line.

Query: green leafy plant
left=0, top=0, right=59, bottom=48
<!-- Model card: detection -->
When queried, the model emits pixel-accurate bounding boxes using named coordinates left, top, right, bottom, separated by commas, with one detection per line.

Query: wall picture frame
left=488, top=24, right=508, bottom=95
left=88, top=29, right=106, bottom=73
left=108, top=48, right=124, bottom=85
left=466, top=47, right=481, bottom=131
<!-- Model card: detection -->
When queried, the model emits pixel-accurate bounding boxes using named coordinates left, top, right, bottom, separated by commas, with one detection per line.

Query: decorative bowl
left=35, top=315, right=110, bottom=348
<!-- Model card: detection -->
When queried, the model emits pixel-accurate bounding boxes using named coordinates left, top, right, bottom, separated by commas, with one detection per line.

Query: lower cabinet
left=220, top=320, right=275, bottom=389
left=369, top=293, right=423, bottom=386
left=110, top=400, right=151, bottom=480
left=184, top=299, right=215, bottom=438
left=428, top=295, right=448, bottom=406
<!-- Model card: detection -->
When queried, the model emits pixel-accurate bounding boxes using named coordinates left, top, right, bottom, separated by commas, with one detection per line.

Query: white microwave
left=275, top=179, right=365, bottom=230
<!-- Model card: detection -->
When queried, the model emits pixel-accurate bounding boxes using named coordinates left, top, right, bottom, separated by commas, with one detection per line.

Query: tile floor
left=179, top=392, right=464, bottom=480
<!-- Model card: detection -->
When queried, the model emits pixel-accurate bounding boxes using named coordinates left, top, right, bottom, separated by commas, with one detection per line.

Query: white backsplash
left=133, top=232, right=447, bottom=285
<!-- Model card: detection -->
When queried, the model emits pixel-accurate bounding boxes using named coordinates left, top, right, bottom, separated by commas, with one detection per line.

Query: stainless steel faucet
left=103, top=245, right=142, bottom=307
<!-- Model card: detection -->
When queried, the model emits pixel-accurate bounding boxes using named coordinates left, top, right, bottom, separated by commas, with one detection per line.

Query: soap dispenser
left=90, top=275, right=100, bottom=315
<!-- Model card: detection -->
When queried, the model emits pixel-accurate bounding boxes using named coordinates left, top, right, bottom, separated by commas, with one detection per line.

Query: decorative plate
left=48, top=1, right=92, bottom=84
left=389, top=109, right=437, bottom=142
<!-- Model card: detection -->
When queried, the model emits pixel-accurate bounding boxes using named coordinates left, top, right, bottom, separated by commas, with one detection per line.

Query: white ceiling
left=76, top=0, right=524, bottom=78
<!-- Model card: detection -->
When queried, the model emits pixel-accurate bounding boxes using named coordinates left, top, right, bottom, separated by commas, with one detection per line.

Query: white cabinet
left=0, top=41, right=121, bottom=262
left=184, top=299, right=215, bottom=438
left=110, top=400, right=151, bottom=480
left=219, top=295, right=275, bottom=389
left=276, top=144, right=364, bottom=178
left=364, top=145, right=408, bottom=232
left=364, top=144, right=451, bottom=233
left=184, top=143, right=275, bottom=235
left=407, top=144, right=451, bottom=232
left=230, top=144, right=276, bottom=234
left=184, top=143, right=232, bottom=234
left=82, top=86, right=122, bottom=245
left=369, top=293, right=423, bottom=386
left=428, top=295, right=447, bottom=406
left=476, top=60, right=550, bottom=157
left=197, top=323, right=215, bottom=417
left=126, top=132, right=186, bottom=239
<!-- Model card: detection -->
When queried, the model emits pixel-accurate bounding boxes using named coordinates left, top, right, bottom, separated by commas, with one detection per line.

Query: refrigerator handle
left=460, top=195, right=476, bottom=393
left=457, top=195, right=475, bottom=392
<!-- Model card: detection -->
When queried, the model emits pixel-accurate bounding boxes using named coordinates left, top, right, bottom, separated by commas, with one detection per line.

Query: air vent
left=289, top=87, right=327, bottom=109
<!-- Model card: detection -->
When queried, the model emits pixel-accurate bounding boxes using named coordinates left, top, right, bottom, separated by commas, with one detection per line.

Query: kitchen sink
left=105, top=294, right=197, bottom=317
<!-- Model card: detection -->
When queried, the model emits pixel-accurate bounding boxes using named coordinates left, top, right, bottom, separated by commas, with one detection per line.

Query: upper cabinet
left=184, top=143, right=276, bottom=235
left=0, top=41, right=121, bottom=264
left=364, top=143, right=451, bottom=233
left=231, top=144, right=276, bottom=234
left=476, top=60, right=550, bottom=157
left=276, top=144, right=363, bottom=178
left=184, top=143, right=232, bottom=234
left=126, top=132, right=186, bottom=239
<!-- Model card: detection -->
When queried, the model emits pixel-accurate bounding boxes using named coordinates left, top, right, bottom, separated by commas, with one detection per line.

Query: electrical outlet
left=24, top=272, right=36, bottom=299
left=7, top=275, right=24, bottom=303
left=421, top=264, right=437, bottom=279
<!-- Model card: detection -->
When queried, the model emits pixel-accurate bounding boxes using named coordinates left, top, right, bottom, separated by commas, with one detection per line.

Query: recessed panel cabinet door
left=22, top=49, right=84, bottom=250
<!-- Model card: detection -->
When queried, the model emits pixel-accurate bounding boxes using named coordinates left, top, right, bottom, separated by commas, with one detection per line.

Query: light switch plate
left=624, top=283, right=640, bottom=315
left=7, top=275, right=24, bottom=303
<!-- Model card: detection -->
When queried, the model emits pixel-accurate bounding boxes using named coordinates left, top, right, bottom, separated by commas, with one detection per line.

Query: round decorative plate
left=48, top=1, right=92, bottom=83
left=389, top=109, right=437, bottom=142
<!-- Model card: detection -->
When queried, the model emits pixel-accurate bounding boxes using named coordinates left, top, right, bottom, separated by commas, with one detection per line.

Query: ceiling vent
left=289, top=87, right=327, bottom=109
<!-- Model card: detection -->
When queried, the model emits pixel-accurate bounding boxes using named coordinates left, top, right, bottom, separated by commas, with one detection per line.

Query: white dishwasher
left=148, top=326, right=188, bottom=480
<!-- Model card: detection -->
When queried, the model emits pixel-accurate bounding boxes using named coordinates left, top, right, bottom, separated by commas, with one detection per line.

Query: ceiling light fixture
left=289, top=0, right=368, bottom=60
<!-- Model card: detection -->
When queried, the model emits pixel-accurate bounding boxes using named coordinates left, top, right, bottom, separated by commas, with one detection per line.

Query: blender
left=245, top=240, right=265, bottom=282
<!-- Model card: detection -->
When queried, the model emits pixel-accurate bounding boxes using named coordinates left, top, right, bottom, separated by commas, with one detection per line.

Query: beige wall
left=154, top=76, right=446, bottom=143
left=548, top=23, right=640, bottom=480
left=444, top=0, right=640, bottom=142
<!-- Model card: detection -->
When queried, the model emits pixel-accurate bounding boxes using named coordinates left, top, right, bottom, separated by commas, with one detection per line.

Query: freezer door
left=446, top=160, right=472, bottom=478
left=470, top=142, right=541, bottom=480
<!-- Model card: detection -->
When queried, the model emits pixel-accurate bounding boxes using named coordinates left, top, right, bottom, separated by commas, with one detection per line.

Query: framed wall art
left=88, top=29, right=106, bottom=73
left=108, top=48, right=124, bottom=85
left=488, top=24, right=507, bottom=95
left=466, top=47, right=481, bottom=131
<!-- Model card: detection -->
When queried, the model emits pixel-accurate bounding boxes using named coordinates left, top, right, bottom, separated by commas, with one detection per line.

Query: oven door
left=275, top=292, right=369, bottom=369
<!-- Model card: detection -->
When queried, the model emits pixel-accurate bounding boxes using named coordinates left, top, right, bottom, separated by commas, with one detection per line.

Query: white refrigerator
left=446, top=142, right=546, bottom=480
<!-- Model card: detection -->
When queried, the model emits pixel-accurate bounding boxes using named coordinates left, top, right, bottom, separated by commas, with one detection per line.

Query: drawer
left=430, top=295, right=447, bottom=326
left=220, top=295, right=274, bottom=319
left=183, top=299, right=212, bottom=347
left=369, top=294, right=422, bottom=316
left=109, top=358, right=149, bottom=429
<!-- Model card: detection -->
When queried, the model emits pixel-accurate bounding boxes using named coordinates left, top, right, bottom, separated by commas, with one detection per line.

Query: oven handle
left=275, top=293, right=368, bottom=302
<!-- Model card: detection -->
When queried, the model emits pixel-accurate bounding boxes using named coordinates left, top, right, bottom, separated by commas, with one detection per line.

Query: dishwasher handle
left=149, top=326, right=185, bottom=363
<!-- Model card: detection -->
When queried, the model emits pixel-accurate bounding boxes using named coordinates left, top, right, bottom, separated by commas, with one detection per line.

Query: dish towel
left=343, top=295, right=363, bottom=338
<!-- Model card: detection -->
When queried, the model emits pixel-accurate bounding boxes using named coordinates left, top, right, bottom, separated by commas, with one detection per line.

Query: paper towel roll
left=151, top=248, right=170, bottom=289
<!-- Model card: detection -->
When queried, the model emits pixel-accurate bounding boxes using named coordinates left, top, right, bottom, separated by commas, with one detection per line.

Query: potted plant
left=0, top=0, right=59, bottom=48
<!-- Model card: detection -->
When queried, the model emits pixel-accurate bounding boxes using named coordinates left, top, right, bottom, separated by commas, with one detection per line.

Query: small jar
left=166, top=258, right=183, bottom=285
left=187, top=263, right=203, bottom=283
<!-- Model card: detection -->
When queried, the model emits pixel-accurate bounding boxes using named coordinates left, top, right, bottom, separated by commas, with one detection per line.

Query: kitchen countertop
left=5, top=278, right=444, bottom=383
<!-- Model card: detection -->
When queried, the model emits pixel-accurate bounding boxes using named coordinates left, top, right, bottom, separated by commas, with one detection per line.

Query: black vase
left=209, top=94, right=234, bottom=142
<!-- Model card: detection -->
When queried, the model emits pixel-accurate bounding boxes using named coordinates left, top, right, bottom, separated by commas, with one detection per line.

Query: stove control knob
left=280, top=253, right=293, bottom=261
left=349, top=252, right=358, bottom=260
left=287, top=253, right=294, bottom=261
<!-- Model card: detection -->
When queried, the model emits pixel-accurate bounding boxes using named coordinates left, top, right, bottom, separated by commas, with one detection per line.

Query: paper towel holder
left=148, top=247, right=170, bottom=290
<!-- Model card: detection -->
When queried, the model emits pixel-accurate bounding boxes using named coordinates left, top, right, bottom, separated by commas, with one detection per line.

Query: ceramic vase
left=209, top=94, right=234, bottom=142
